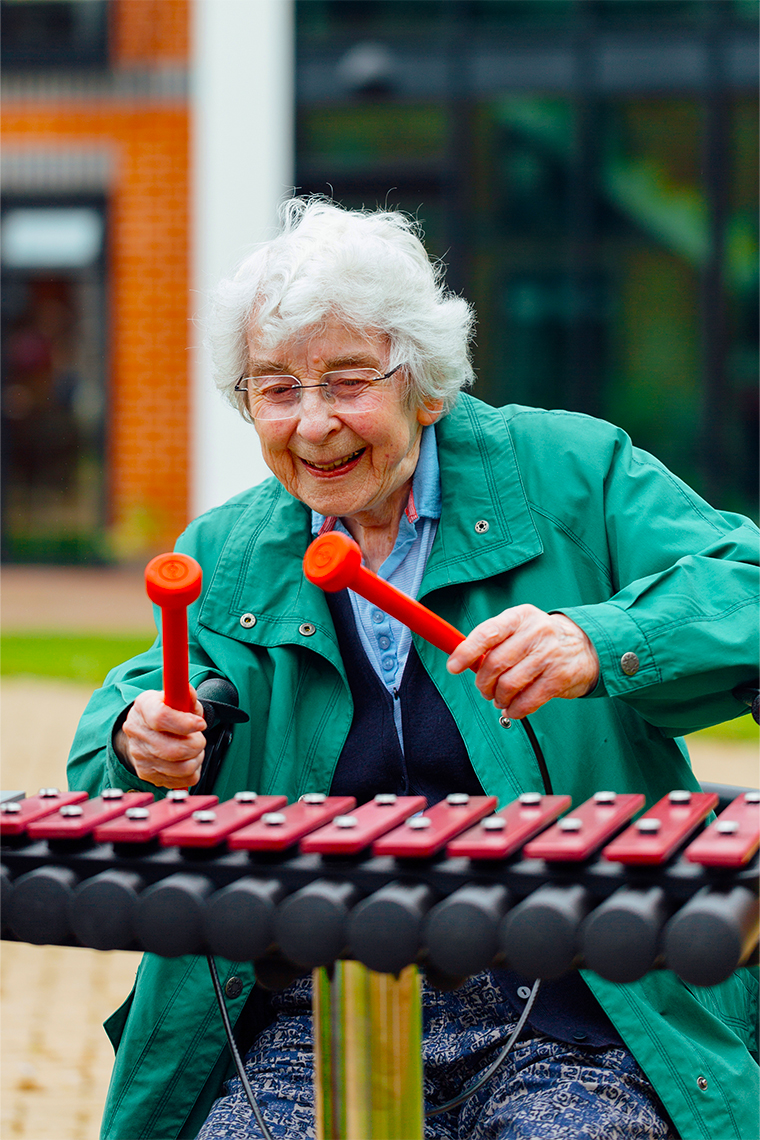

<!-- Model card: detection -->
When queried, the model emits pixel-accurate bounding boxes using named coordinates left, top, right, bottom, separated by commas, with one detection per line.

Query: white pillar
left=191, top=0, right=294, bottom=517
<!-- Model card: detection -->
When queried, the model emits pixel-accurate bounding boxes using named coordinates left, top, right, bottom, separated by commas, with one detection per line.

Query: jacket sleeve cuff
left=558, top=602, right=661, bottom=700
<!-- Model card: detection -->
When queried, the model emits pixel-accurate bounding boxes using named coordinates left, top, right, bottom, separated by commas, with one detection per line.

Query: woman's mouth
left=300, top=448, right=365, bottom=476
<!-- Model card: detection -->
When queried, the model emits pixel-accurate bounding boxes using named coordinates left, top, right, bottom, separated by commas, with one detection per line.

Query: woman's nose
left=295, top=387, right=339, bottom=439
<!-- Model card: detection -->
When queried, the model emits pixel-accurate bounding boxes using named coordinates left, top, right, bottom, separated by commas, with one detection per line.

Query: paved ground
left=2, top=564, right=155, bottom=634
left=2, top=567, right=151, bottom=1140
left=1, top=567, right=758, bottom=1140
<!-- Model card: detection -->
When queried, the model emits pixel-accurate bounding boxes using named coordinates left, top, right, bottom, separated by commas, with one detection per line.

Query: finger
left=447, top=609, right=526, bottom=674
left=153, top=699, right=206, bottom=735
left=133, top=750, right=205, bottom=790
left=491, top=649, right=596, bottom=715
left=131, top=690, right=206, bottom=736
left=471, top=627, right=551, bottom=700
left=126, top=727, right=208, bottom=765
left=478, top=648, right=547, bottom=705
left=138, top=705, right=206, bottom=739
left=494, top=675, right=554, bottom=719
left=472, top=613, right=565, bottom=700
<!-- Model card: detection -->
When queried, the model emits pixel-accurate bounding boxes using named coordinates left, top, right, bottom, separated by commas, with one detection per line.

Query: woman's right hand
left=114, top=689, right=207, bottom=789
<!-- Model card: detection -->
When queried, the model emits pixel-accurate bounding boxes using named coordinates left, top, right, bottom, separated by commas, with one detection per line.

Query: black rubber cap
left=275, top=879, right=360, bottom=968
left=8, top=865, right=79, bottom=945
left=1, top=866, right=13, bottom=934
left=69, top=870, right=143, bottom=950
left=582, top=886, right=670, bottom=983
left=253, top=951, right=310, bottom=992
left=135, top=873, right=213, bottom=957
left=664, top=886, right=758, bottom=987
left=204, top=878, right=284, bottom=961
left=499, top=883, right=592, bottom=980
left=348, top=882, right=435, bottom=976
left=424, top=883, right=510, bottom=979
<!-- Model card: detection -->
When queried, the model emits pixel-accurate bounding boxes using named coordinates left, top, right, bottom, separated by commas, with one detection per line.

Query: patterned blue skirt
left=196, top=971, right=679, bottom=1139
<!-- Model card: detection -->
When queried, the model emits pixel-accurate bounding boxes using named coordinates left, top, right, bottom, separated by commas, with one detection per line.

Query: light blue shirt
left=311, top=424, right=442, bottom=750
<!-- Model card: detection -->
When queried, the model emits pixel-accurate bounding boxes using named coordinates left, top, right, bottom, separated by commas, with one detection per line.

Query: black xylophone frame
left=2, top=784, right=758, bottom=990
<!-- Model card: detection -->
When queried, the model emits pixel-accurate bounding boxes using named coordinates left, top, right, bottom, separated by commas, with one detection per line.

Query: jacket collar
left=421, top=395, right=542, bottom=596
left=197, top=476, right=339, bottom=656
left=198, top=395, right=542, bottom=652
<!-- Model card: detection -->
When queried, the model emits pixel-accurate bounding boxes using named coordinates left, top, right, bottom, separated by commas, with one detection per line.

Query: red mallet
left=145, top=553, right=202, bottom=713
left=303, top=532, right=468, bottom=659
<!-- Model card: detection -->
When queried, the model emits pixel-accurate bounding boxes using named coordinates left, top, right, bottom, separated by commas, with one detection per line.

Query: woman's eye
left=333, top=377, right=365, bottom=391
left=262, top=384, right=296, bottom=399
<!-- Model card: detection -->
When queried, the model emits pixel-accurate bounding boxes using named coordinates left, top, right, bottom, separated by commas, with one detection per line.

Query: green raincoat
left=68, top=396, right=760, bottom=1140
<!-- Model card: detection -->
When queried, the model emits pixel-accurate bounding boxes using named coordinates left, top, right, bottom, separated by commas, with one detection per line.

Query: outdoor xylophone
left=3, top=537, right=757, bottom=1140
left=2, top=783, right=758, bottom=988
left=3, top=533, right=758, bottom=990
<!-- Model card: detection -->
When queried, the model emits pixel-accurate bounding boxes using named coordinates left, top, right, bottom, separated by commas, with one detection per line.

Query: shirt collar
left=311, top=423, right=441, bottom=537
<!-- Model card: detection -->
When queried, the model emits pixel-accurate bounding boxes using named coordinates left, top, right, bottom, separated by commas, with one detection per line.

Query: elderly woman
left=68, top=199, right=758, bottom=1140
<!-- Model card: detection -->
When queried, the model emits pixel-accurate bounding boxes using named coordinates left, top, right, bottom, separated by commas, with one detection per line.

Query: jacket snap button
left=697, top=1076, right=708, bottom=1091
left=620, top=651, right=639, bottom=676
left=240, top=613, right=256, bottom=628
left=474, top=519, right=490, bottom=534
left=516, top=986, right=531, bottom=1000
left=299, top=622, right=316, bottom=636
left=224, top=976, right=244, bottom=999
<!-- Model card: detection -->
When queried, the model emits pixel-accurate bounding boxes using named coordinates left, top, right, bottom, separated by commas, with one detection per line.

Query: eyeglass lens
left=242, top=368, right=395, bottom=420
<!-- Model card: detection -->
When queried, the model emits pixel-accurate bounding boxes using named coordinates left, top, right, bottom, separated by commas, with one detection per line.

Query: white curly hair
left=207, top=197, right=476, bottom=421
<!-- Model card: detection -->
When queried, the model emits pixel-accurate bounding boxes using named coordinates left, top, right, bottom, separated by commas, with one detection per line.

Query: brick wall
left=111, top=0, right=190, bottom=63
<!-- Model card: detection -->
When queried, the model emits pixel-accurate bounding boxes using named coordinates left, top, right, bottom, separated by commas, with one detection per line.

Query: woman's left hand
left=446, top=604, right=600, bottom=719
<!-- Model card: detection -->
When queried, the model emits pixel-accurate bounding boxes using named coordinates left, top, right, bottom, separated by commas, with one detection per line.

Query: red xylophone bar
left=144, top=552, right=202, bottom=713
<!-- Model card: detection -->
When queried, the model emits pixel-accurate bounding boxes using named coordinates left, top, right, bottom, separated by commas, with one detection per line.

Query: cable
left=425, top=977, right=542, bottom=1118
left=498, top=712, right=553, bottom=796
left=206, top=956, right=276, bottom=1140
left=520, top=717, right=553, bottom=795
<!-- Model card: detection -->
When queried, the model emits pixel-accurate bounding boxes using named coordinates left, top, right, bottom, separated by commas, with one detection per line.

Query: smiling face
left=247, top=317, right=440, bottom=533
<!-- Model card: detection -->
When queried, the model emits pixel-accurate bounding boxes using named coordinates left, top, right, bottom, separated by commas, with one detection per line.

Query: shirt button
left=378, top=635, right=391, bottom=650
left=621, top=652, right=640, bottom=676
left=516, top=986, right=532, bottom=1000
left=372, top=610, right=384, bottom=624
left=382, top=657, right=395, bottom=672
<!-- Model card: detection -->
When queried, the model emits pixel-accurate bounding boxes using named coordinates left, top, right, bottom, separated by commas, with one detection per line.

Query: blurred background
left=1, top=2, right=758, bottom=1137
left=1, top=0, right=758, bottom=565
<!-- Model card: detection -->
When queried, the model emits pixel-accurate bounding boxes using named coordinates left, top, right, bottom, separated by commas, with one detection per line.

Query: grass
left=689, top=714, right=758, bottom=744
left=0, top=633, right=757, bottom=749
left=1, top=632, right=155, bottom=686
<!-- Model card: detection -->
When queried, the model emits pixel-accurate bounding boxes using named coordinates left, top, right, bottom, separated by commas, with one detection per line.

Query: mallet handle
left=303, top=532, right=466, bottom=658
left=144, top=553, right=203, bottom=713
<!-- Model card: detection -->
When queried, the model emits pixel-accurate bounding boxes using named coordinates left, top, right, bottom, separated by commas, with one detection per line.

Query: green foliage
left=1, top=633, right=154, bottom=686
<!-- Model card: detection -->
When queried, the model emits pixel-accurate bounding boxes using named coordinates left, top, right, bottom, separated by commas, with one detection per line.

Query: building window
left=1, top=200, right=108, bottom=562
left=1, top=0, right=109, bottom=68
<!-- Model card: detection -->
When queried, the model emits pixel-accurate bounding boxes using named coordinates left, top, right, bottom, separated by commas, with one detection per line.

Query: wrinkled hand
left=115, top=689, right=207, bottom=789
left=447, top=605, right=599, bottom=719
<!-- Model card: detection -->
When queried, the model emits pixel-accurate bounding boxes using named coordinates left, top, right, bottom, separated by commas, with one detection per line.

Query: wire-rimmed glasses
left=234, top=364, right=405, bottom=422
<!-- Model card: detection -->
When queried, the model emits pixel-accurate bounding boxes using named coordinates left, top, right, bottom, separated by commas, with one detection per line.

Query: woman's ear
left=417, top=399, right=444, bottom=426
